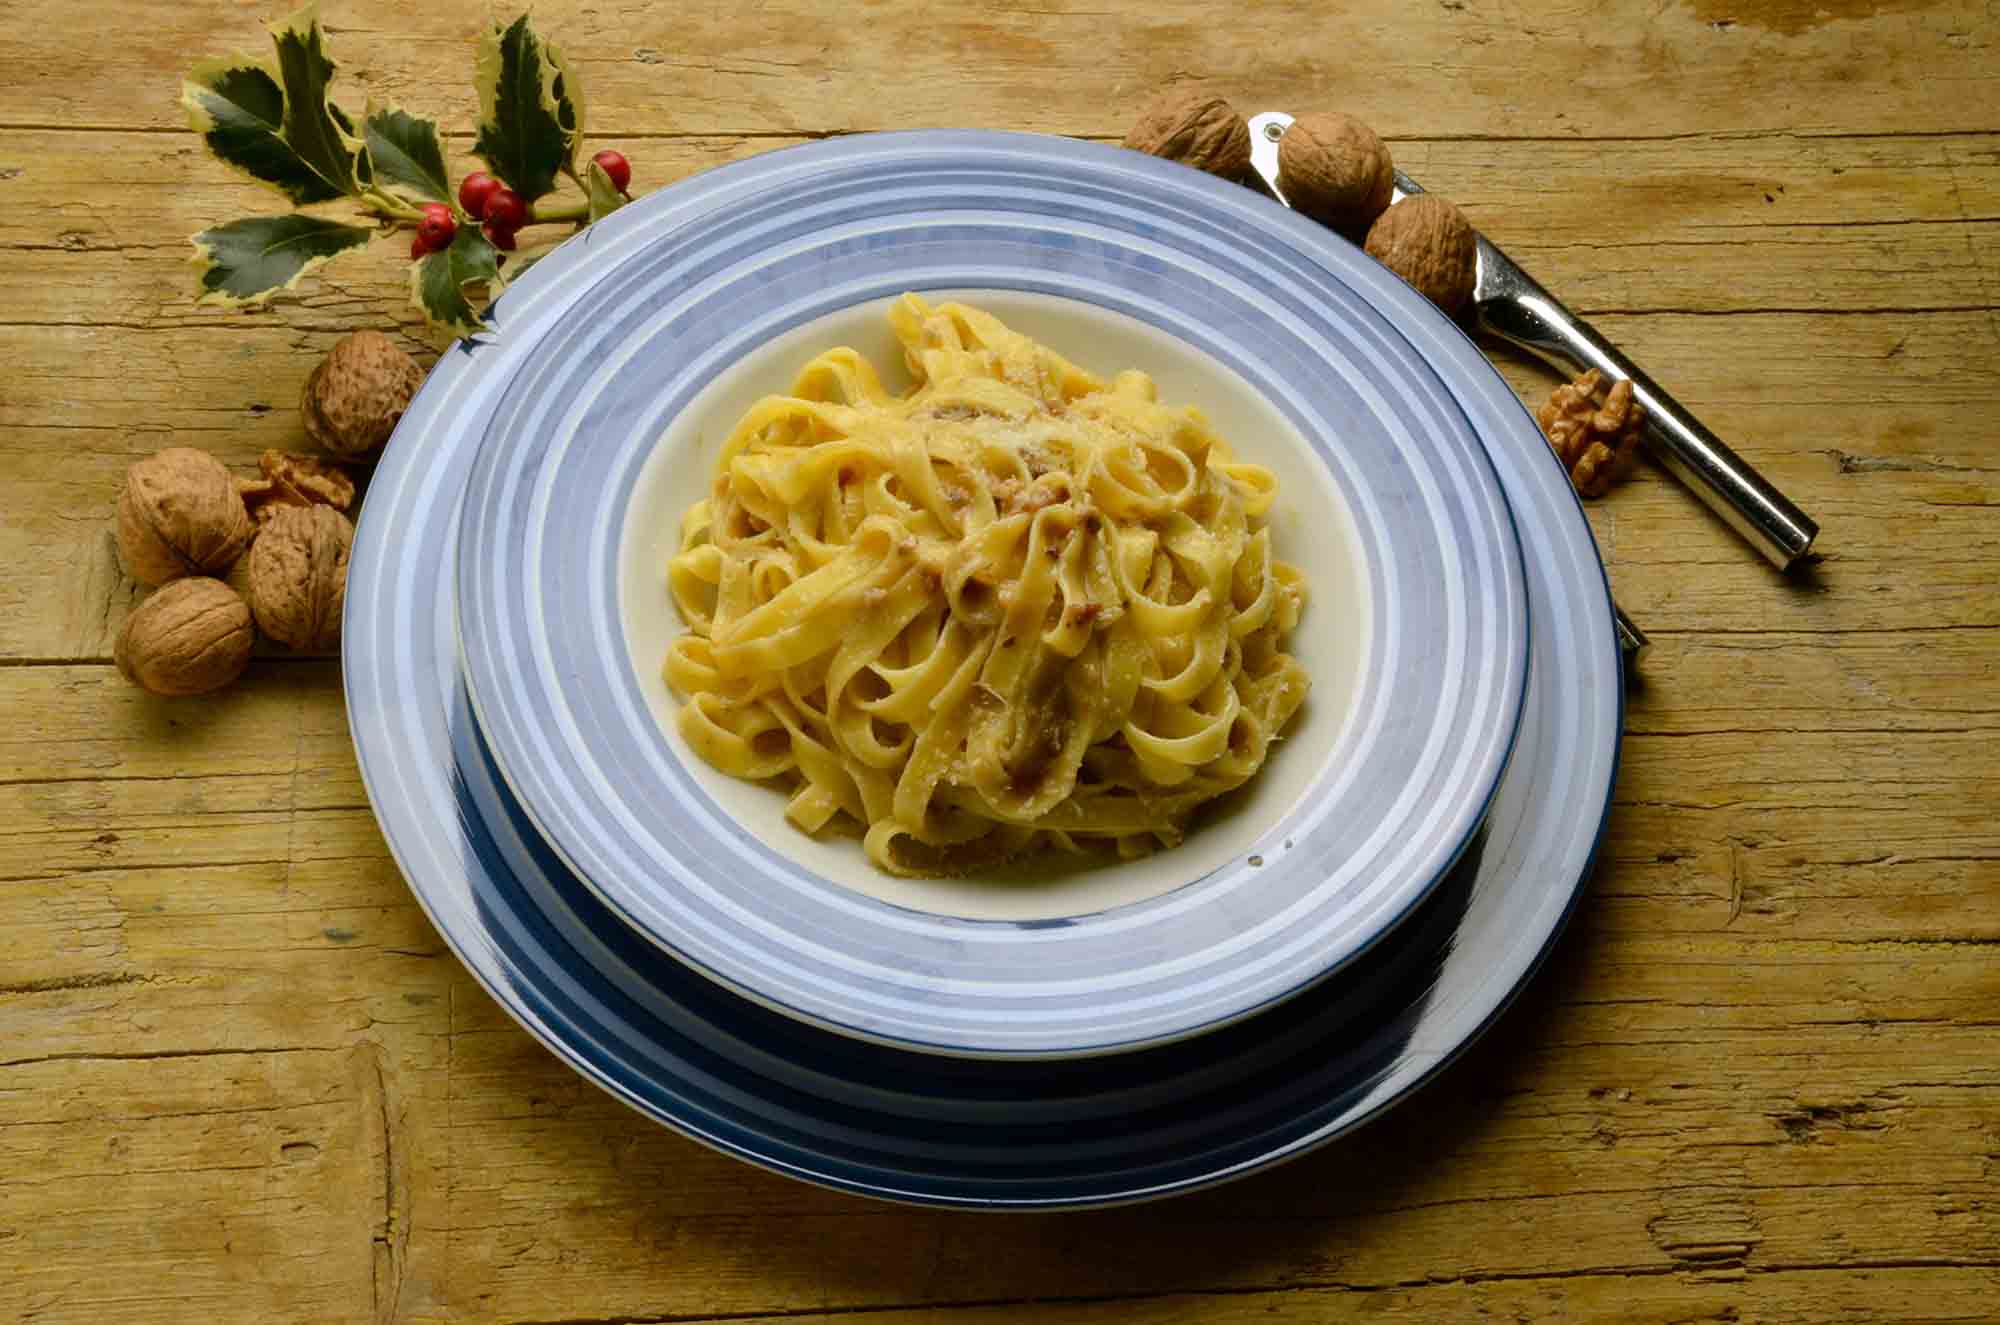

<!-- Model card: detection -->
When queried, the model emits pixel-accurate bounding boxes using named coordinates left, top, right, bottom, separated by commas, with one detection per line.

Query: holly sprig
left=183, top=3, right=633, bottom=337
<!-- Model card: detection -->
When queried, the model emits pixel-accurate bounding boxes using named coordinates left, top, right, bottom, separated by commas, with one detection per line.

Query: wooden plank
left=6, top=130, right=1997, bottom=322
left=564, top=1269, right=2000, bottom=1323
left=0, top=0, right=1996, bottom=139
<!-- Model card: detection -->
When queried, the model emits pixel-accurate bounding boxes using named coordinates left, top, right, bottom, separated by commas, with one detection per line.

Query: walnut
left=1277, top=111, right=1395, bottom=236
left=244, top=504, right=353, bottom=651
left=301, top=330, right=425, bottom=461
left=1537, top=370, right=1647, bottom=497
left=116, top=447, right=256, bottom=587
left=115, top=576, right=253, bottom=696
left=239, top=449, right=358, bottom=525
left=1123, top=90, right=1252, bottom=179
left=1364, top=194, right=1478, bottom=316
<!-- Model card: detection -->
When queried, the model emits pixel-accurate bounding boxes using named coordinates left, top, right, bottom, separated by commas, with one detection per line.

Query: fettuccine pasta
left=664, top=294, right=1310, bottom=877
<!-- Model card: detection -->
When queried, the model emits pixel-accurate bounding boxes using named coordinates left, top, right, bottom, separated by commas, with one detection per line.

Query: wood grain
left=2, top=0, right=1997, bottom=1321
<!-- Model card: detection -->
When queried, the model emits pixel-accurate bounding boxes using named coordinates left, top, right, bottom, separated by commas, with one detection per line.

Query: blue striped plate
left=450, top=132, right=1531, bottom=1058
left=344, top=130, right=1621, bottom=1207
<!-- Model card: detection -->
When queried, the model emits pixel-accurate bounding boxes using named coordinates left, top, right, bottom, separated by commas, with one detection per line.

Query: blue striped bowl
left=452, top=131, right=1530, bottom=1059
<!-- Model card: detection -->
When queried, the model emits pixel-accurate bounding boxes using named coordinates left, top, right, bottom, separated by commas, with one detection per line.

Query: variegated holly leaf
left=269, top=3, right=361, bottom=198
left=191, top=214, right=372, bottom=306
left=472, top=14, right=568, bottom=202
left=364, top=104, right=451, bottom=205
left=549, top=40, right=586, bottom=176
left=182, top=57, right=342, bottom=205
left=410, top=225, right=503, bottom=337
left=584, top=158, right=628, bottom=223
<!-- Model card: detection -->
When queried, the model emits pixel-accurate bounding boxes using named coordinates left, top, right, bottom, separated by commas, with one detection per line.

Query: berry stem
left=528, top=198, right=588, bottom=224
left=359, top=189, right=431, bottom=224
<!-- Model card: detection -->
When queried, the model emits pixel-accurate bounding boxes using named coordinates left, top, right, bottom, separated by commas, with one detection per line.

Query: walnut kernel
left=301, top=330, right=425, bottom=461
left=1277, top=112, right=1395, bottom=236
left=1364, top=194, right=1478, bottom=315
left=1537, top=370, right=1646, bottom=498
left=116, top=447, right=256, bottom=587
left=245, top=504, right=353, bottom=651
left=1124, top=90, right=1252, bottom=179
left=240, top=449, right=358, bottom=525
left=115, top=576, right=253, bottom=696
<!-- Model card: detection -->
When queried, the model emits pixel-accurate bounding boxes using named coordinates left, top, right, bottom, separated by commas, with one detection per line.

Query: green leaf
left=410, top=225, right=502, bottom=338
left=182, top=57, right=342, bottom=205
left=268, top=2, right=361, bottom=197
left=472, top=14, right=569, bottom=202
left=584, top=158, right=627, bottom=223
left=364, top=104, right=451, bottom=205
left=191, top=214, right=372, bottom=306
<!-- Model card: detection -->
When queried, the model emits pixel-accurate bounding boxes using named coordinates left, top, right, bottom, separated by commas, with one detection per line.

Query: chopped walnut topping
left=1014, top=483, right=1067, bottom=516
left=1536, top=369, right=1645, bottom=498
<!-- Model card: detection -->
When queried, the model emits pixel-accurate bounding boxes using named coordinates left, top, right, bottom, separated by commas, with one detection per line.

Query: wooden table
left=5, top=2, right=1997, bottom=1319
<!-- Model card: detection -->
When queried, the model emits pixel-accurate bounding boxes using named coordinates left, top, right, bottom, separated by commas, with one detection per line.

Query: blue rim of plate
left=345, top=130, right=1622, bottom=1209
left=451, top=131, right=1532, bottom=1059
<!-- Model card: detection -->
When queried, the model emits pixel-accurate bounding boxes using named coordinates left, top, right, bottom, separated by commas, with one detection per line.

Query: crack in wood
left=1825, top=449, right=1992, bottom=474
left=0, top=1045, right=345, bottom=1070
left=0, top=969, right=156, bottom=995
left=361, top=1041, right=410, bottom=1325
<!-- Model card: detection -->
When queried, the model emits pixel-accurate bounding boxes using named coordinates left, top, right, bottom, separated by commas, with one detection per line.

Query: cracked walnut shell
left=1364, top=194, right=1478, bottom=316
left=115, top=576, right=253, bottom=696
left=1277, top=111, right=1395, bottom=236
left=239, top=449, right=358, bottom=526
left=301, top=330, right=425, bottom=461
left=245, top=504, right=353, bottom=652
left=1123, top=90, right=1252, bottom=179
left=116, top=447, right=255, bottom=587
left=1537, top=370, right=1646, bottom=497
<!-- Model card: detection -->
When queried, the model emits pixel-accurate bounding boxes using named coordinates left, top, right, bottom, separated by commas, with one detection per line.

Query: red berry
left=484, top=222, right=518, bottom=252
left=592, top=149, right=632, bottom=194
left=411, top=233, right=434, bottom=260
left=417, top=203, right=456, bottom=251
left=458, top=171, right=501, bottom=219
left=483, top=187, right=527, bottom=233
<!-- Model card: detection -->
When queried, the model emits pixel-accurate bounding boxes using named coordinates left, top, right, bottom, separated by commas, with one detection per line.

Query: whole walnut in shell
left=245, top=504, right=353, bottom=652
left=115, top=576, right=253, bottom=696
left=1278, top=111, right=1395, bottom=236
left=117, top=447, right=256, bottom=586
left=301, top=330, right=425, bottom=461
left=1365, top=194, right=1478, bottom=316
left=1123, top=90, right=1252, bottom=179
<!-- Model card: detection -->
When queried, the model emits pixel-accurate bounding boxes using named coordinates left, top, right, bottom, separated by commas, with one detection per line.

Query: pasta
left=663, top=294, right=1310, bottom=877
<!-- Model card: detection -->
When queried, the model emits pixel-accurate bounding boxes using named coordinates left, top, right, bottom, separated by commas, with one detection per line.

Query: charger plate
left=345, top=131, right=1620, bottom=1207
